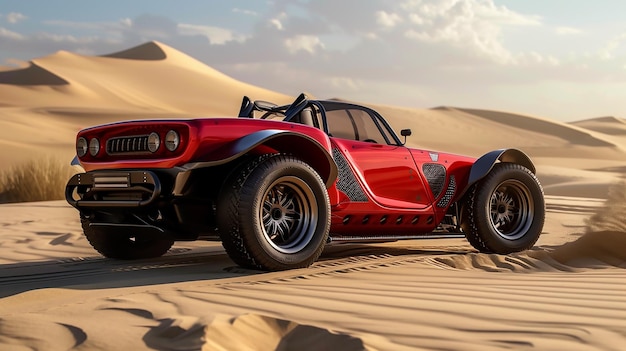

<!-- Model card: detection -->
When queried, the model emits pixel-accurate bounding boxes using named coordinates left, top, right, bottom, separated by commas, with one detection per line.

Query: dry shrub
left=585, top=179, right=626, bottom=233
left=0, top=158, right=78, bottom=203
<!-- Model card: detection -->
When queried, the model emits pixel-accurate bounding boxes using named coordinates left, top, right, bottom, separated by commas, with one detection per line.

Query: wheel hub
left=271, top=207, right=284, bottom=220
left=259, top=176, right=317, bottom=254
left=492, top=192, right=515, bottom=225
left=263, top=187, right=297, bottom=242
left=489, top=180, right=534, bottom=240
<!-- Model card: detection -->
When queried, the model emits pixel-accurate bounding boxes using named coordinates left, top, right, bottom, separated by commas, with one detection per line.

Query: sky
left=1, top=0, right=626, bottom=121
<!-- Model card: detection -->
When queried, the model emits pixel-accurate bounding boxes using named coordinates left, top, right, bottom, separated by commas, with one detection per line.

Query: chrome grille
left=106, top=135, right=149, bottom=154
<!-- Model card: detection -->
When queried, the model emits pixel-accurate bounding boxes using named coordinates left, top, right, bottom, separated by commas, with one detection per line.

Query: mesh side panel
left=332, top=148, right=368, bottom=202
left=437, top=175, right=456, bottom=208
left=422, top=163, right=446, bottom=198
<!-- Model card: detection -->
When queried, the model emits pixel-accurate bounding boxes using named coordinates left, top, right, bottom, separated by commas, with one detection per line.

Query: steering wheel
left=254, top=100, right=279, bottom=112
left=253, top=100, right=286, bottom=119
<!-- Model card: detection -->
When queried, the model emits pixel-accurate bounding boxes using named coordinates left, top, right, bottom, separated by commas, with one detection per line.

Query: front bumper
left=65, top=170, right=162, bottom=209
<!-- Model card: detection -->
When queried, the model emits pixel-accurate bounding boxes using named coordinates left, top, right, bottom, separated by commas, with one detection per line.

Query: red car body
left=66, top=94, right=545, bottom=270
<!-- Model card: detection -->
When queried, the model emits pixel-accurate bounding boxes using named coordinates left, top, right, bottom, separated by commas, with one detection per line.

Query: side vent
left=422, top=164, right=446, bottom=198
left=343, top=215, right=351, bottom=224
left=437, top=175, right=456, bottom=208
left=332, top=148, right=368, bottom=202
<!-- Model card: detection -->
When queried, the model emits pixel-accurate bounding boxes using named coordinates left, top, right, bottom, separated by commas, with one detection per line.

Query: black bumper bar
left=65, top=170, right=162, bottom=209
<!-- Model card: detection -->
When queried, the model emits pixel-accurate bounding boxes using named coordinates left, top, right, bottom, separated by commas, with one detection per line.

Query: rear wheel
left=81, top=218, right=174, bottom=259
left=217, top=155, right=330, bottom=271
left=461, top=163, right=545, bottom=253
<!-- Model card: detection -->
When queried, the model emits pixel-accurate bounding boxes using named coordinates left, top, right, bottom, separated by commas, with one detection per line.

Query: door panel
left=332, top=138, right=432, bottom=209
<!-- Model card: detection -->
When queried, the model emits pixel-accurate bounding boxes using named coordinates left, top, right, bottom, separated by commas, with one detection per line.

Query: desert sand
left=0, top=42, right=625, bottom=350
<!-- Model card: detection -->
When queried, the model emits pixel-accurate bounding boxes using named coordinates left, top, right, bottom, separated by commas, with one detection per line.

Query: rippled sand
left=0, top=193, right=624, bottom=350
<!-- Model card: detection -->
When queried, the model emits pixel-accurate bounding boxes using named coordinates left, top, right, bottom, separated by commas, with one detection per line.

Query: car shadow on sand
left=0, top=241, right=473, bottom=299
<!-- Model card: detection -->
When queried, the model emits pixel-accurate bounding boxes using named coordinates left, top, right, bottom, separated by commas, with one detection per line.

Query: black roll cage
left=238, top=93, right=404, bottom=146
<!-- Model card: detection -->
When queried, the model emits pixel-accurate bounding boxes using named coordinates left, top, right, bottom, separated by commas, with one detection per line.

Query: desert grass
left=0, top=158, right=78, bottom=203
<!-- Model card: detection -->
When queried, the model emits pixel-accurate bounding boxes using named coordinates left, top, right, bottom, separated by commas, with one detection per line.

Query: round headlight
left=76, top=137, right=88, bottom=157
left=89, top=138, right=100, bottom=156
left=147, top=132, right=160, bottom=153
left=165, top=130, right=179, bottom=152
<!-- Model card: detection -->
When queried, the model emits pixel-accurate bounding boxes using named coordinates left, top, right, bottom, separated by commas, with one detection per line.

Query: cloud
left=598, top=32, right=626, bottom=60
left=284, top=35, right=324, bottom=54
left=556, top=26, right=583, bottom=35
left=328, top=76, right=362, bottom=91
left=233, top=8, right=258, bottom=17
left=470, top=1, right=541, bottom=26
left=42, top=18, right=133, bottom=42
left=268, top=11, right=288, bottom=31
left=177, top=24, right=243, bottom=44
left=0, top=2, right=585, bottom=84
left=0, top=27, right=24, bottom=40
left=127, top=14, right=178, bottom=39
left=376, top=11, right=402, bottom=28
left=2, top=12, right=27, bottom=24
left=269, top=18, right=283, bottom=31
left=396, top=0, right=541, bottom=64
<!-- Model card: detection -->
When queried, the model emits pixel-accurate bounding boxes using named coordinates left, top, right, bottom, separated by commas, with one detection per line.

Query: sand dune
left=103, top=41, right=168, bottom=61
left=0, top=41, right=292, bottom=167
left=0, top=41, right=291, bottom=114
left=452, top=107, right=620, bottom=148
left=0, top=62, right=68, bottom=86
left=571, top=116, right=626, bottom=136
left=1, top=42, right=626, bottom=350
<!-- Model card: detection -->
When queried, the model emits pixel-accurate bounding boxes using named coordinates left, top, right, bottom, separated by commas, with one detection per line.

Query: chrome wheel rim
left=259, top=176, right=317, bottom=253
left=489, top=179, right=534, bottom=240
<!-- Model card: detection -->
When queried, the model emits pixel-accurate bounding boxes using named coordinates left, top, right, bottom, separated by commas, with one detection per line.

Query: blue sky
left=1, top=0, right=626, bottom=121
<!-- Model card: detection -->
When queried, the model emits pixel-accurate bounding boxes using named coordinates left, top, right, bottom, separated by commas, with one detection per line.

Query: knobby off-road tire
left=461, top=163, right=545, bottom=254
left=81, top=218, right=174, bottom=259
left=217, top=154, right=331, bottom=271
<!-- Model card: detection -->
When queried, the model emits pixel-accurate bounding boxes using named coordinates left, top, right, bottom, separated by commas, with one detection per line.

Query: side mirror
left=400, top=129, right=412, bottom=145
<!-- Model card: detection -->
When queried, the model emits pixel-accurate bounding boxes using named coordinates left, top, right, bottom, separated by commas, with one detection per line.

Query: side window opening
left=325, top=109, right=357, bottom=140
left=324, top=104, right=399, bottom=145
left=347, top=109, right=389, bottom=144
left=328, top=109, right=388, bottom=143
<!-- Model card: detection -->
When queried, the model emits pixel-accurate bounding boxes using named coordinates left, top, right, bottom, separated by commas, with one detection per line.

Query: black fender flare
left=181, top=129, right=338, bottom=188
left=460, top=148, right=536, bottom=198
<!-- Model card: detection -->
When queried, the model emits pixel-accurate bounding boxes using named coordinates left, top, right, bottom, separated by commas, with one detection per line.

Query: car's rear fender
left=181, top=129, right=338, bottom=188
left=460, top=148, right=536, bottom=198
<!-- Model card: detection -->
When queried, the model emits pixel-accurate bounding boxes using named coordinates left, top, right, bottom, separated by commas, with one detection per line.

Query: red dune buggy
left=66, top=93, right=545, bottom=270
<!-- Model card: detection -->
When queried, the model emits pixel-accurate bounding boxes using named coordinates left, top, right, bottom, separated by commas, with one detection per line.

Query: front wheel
left=461, top=163, right=545, bottom=253
left=217, top=155, right=330, bottom=271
